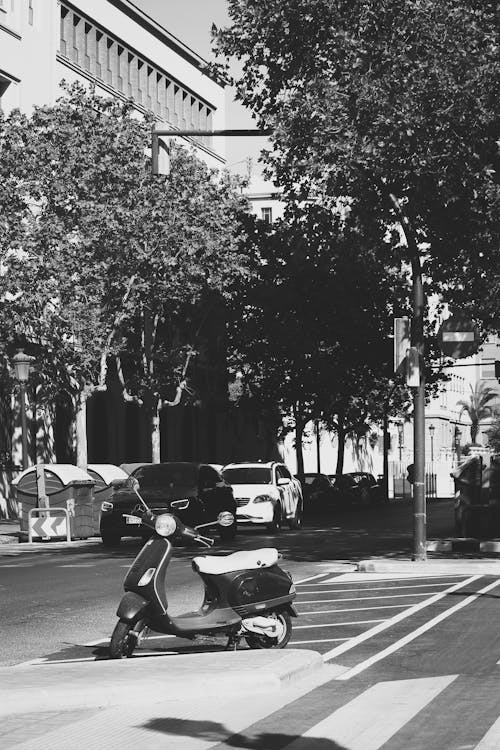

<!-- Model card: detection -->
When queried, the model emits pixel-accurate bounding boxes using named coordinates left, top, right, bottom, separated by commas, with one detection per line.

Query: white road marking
left=300, top=592, right=435, bottom=604
left=292, top=637, right=349, bottom=645
left=296, top=604, right=410, bottom=615
left=475, top=715, right=500, bottom=749
left=57, top=564, right=96, bottom=568
left=295, top=572, right=332, bottom=584
left=299, top=582, right=459, bottom=593
left=295, top=619, right=385, bottom=630
left=322, top=572, right=468, bottom=583
left=337, top=577, right=500, bottom=680
left=286, top=675, right=457, bottom=750
left=322, top=574, right=480, bottom=662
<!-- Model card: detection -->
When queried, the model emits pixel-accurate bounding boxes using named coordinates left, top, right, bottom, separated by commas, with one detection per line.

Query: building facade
left=0, top=0, right=226, bottom=168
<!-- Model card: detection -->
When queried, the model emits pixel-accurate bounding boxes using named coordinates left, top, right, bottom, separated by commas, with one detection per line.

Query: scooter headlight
left=155, top=513, right=177, bottom=537
left=218, top=511, right=235, bottom=527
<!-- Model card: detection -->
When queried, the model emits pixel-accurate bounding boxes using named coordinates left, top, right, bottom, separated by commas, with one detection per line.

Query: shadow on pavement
left=141, top=716, right=347, bottom=749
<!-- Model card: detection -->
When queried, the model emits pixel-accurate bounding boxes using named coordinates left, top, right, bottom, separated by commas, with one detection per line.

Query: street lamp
left=428, top=424, right=435, bottom=463
left=12, top=349, right=34, bottom=471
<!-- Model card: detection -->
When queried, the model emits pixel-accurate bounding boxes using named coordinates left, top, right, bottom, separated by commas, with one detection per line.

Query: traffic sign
left=437, top=316, right=480, bottom=359
left=29, top=514, right=67, bottom=539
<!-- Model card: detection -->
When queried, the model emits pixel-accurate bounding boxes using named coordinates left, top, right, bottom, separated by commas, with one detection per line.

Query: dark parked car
left=298, top=473, right=336, bottom=509
left=329, top=472, right=383, bottom=507
left=100, top=462, right=237, bottom=547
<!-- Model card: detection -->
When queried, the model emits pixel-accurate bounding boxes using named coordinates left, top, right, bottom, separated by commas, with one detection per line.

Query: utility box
left=86, top=464, right=129, bottom=535
left=452, top=455, right=500, bottom=538
left=12, top=465, right=95, bottom=541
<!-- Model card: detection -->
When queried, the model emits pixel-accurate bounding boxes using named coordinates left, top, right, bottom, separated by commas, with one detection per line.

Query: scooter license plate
left=125, top=516, right=141, bottom=525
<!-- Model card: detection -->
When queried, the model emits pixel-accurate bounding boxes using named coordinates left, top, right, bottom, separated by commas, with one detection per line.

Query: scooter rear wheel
left=109, top=620, right=137, bottom=659
left=245, top=610, right=292, bottom=650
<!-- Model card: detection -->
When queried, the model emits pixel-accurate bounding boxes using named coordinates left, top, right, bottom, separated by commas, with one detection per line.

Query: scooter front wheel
left=245, top=610, right=292, bottom=650
left=109, top=619, right=138, bottom=659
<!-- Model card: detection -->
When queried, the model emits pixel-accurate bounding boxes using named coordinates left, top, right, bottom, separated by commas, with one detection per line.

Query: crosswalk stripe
left=337, top=577, right=500, bottom=680
left=322, top=574, right=480, bottom=662
left=295, top=619, right=385, bottom=630
left=475, top=715, right=500, bottom=749
left=299, top=582, right=458, bottom=593
left=284, top=675, right=457, bottom=750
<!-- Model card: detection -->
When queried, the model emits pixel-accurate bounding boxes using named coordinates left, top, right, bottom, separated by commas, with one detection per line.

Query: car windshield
left=223, top=467, right=272, bottom=485
left=134, top=464, right=197, bottom=487
left=304, top=476, right=318, bottom=485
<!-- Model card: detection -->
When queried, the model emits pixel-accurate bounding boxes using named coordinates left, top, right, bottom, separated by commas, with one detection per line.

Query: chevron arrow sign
left=30, top=515, right=67, bottom=539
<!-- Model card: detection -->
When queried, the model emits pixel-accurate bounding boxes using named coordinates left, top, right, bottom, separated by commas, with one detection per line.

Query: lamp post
left=429, top=423, right=435, bottom=463
left=12, top=349, right=34, bottom=471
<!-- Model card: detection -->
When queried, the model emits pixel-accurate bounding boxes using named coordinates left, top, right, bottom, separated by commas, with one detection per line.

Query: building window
left=58, top=2, right=215, bottom=140
left=261, top=207, right=273, bottom=223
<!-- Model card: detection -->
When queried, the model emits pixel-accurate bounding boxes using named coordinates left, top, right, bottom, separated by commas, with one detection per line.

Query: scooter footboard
left=116, top=592, right=149, bottom=623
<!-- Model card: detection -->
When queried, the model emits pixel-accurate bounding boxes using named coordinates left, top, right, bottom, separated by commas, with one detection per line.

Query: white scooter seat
left=193, top=547, right=279, bottom=575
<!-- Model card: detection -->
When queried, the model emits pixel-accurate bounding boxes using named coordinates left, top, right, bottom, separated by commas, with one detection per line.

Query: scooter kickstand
left=225, top=633, right=241, bottom=651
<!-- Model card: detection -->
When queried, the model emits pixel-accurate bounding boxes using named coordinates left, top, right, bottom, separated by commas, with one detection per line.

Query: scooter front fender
left=116, top=591, right=149, bottom=624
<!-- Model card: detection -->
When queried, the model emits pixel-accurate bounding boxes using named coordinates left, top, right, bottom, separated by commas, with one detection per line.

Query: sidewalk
left=2, top=517, right=500, bottom=749
left=0, top=649, right=339, bottom=750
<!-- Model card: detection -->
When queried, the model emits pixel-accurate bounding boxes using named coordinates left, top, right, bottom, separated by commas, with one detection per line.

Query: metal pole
left=315, top=420, right=321, bottom=473
left=382, top=411, right=389, bottom=501
left=412, top=269, right=427, bottom=561
left=19, top=382, right=28, bottom=471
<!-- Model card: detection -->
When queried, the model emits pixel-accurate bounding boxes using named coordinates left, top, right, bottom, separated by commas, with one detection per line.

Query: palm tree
left=457, top=381, right=499, bottom=445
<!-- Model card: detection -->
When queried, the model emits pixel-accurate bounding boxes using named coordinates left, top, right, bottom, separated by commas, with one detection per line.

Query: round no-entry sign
left=437, top=316, right=480, bottom=359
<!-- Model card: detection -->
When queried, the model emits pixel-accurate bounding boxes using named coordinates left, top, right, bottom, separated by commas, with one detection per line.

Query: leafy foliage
left=0, top=84, right=250, bottom=458
left=457, top=381, right=499, bottom=444
left=214, top=1, right=500, bottom=326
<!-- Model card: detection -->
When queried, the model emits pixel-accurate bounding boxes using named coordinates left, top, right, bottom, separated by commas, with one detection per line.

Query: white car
left=222, top=461, right=303, bottom=532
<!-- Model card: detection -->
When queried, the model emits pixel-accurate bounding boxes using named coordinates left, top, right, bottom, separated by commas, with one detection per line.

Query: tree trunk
left=294, top=403, right=305, bottom=479
left=75, top=392, right=88, bottom=469
left=151, top=396, right=161, bottom=463
left=335, top=415, right=346, bottom=475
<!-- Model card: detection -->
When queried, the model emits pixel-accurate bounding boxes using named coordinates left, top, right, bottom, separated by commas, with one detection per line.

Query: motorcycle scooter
left=109, top=477, right=297, bottom=658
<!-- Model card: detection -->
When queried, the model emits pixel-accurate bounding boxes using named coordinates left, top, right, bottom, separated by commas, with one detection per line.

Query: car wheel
left=101, top=528, right=122, bottom=548
left=267, top=504, right=282, bottom=533
left=288, top=501, right=303, bottom=530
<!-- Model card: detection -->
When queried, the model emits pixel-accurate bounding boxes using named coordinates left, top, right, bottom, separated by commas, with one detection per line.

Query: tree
left=214, top=1, right=500, bottom=325
left=225, top=202, right=410, bottom=474
left=457, top=381, right=498, bottom=445
left=485, top=417, right=500, bottom=454
left=0, top=84, right=250, bottom=464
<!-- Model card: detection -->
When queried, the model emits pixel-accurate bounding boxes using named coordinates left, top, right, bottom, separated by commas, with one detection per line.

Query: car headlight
left=155, top=513, right=177, bottom=537
left=254, top=495, right=274, bottom=504
left=101, top=501, right=113, bottom=512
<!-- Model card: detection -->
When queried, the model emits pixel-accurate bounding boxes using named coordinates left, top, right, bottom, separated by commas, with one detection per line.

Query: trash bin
left=12, top=464, right=95, bottom=541
left=452, top=455, right=491, bottom=537
left=86, top=464, right=129, bottom=535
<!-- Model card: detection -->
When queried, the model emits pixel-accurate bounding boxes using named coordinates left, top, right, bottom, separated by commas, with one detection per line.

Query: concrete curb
left=427, top=538, right=500, bottom=554
left=357, top=558, right=500, bottom=575
left=0, top=649, right=324, bottom=716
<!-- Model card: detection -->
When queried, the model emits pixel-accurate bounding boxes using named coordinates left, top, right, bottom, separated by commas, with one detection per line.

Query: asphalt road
left=2, top=500, right=500, bottom=748
left=0, top=499, right=472, bottom=666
